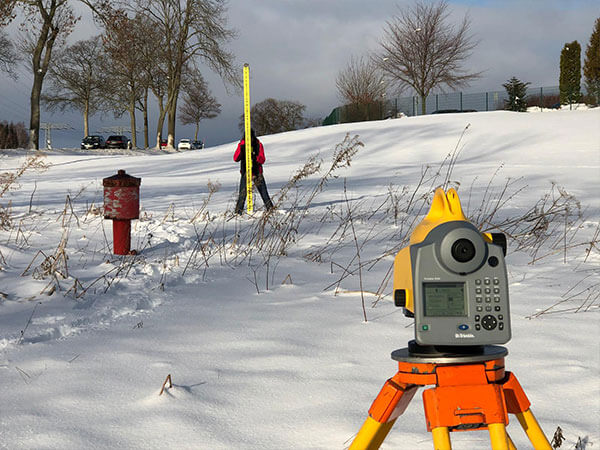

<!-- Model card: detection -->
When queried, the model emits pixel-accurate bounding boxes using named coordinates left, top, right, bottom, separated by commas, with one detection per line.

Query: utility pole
left=40, top=122, right=72, bottom=149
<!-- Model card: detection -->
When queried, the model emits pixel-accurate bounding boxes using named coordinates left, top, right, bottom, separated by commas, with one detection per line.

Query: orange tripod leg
left=503, top=372, right=552, bottom=450
left=350, top=373, right=418, bottom=450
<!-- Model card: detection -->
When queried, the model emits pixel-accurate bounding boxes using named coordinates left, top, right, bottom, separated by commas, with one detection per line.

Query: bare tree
left=0, top=30, right=19, bottom=78
left=42, top=36, right=105, bottom=137
left=17, top=0, right=78, bottom=149
left=133, top=0, right=237, bottom=149
left=179, top=71, right=221, bottom=141
left=100, top=10, right=147, bottom=148
left=124, top=11, right=169, bottom=149
left=0, top=0, right=17, bottom=26
left=336, top=55, right=387, bottom=121
left=238, top=98, right=306, bottom=136
left=375, top=0, right=480, bottom=115
left=336, top=55, right=387, bottom=105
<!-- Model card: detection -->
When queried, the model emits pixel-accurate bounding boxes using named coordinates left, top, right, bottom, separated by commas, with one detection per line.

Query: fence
left=322, top=85, right=562, bottom=125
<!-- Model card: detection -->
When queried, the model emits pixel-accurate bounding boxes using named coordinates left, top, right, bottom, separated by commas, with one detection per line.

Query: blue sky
left=0, top=0, right=598, bottom=148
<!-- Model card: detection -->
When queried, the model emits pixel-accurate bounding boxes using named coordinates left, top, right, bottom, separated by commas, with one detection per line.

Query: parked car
left=81, top=135, right=106, bottom=149
left=106, top=135, right=129, bottom=149
left=191, top=140, right=204, bottom=149
left=178, top=139, right=192, bottom=150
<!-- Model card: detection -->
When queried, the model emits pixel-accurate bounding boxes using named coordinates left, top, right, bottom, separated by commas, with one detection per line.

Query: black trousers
left=235, top=172, right=273, bottom=214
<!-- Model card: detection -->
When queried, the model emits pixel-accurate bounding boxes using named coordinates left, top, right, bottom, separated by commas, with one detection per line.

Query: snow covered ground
left=1, top=109, right=599, bottom=449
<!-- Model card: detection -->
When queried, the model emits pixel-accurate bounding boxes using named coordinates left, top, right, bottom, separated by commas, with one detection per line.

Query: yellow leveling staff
left=243, top=63, right=253, bottom=214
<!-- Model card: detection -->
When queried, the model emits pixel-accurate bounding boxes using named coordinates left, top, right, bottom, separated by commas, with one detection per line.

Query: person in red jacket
left=233, top=129, right=274, bottom=214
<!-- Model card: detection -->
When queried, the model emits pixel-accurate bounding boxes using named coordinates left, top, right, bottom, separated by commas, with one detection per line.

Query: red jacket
left=234, top=138, right=265, bottom=174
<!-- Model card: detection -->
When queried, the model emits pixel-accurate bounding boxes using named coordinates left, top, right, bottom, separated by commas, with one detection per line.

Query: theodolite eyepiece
left=393, top=188, right=511, bottom=346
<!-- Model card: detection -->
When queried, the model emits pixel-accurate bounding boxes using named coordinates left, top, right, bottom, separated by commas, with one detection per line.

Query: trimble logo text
left=455, top=333, right=475, bottom=339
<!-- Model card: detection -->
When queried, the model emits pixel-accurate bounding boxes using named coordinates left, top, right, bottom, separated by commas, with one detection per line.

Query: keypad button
left=475, top=279, right=482, bottom=285
left=475, top=315, right=481, bottom=321
left=494, top=306, right=501, bottom=312
left=493, top=278, right=500, bottom=285
left=485, top=297, right=492, bottom=303
left=484, top=278, right=491, bottom=285
left=475, top=324, right=481, bottom=330
left=498, top=315, right=503, bottom=320
left=476, top=288, right=482, bottom=294
left=485, top=288, right=491, bottom=294
left=476, top=296, right=483, bottom=303
left=481, top=315, right=497, bottom=330
left=494, top=296, right=501, bottom=303
left=477, top=306, right=483, bottom=312
left=486, top=306, right=492, bottom=312
left=499, top=322, right=504, bottom=330
left=494, top=288, right=500, bottom=294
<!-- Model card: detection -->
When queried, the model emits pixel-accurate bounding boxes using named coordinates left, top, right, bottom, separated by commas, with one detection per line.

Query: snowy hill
left=1, top=109, right=599, bottom=449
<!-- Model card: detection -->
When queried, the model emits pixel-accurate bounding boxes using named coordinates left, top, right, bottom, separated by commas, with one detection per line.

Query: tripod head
left=393, top=188, right=511, bottom=348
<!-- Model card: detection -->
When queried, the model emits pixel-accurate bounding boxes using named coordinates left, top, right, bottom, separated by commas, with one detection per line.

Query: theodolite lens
left=451, top=238, right=476, bottom=263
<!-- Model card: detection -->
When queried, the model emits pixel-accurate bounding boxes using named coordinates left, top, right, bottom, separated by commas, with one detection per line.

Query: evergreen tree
left=583, top=18, right=600, bottom=105
left=0, top=122, right=6, bottom=148
left=503, top=77, right=530, bottom=112
left=559, top=41, right=582, bottom=107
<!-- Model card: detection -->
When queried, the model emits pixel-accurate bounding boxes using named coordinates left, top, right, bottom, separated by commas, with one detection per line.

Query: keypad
left=471, top=277, right=506, bottom=334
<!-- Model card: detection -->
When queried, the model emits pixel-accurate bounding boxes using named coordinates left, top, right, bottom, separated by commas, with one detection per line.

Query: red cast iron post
left=103, top=170, right=141, bottom=255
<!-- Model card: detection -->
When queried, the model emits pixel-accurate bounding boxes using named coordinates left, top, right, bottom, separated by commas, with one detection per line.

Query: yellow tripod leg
left=349, top=416, right=396, bottom=450
left=515, top=409, right=552, bottom=450
left=489, top=423, right=510, bottom=450
left=507, top=433, right=517, bottom=450
left=431, top=426, right=451, bottom=450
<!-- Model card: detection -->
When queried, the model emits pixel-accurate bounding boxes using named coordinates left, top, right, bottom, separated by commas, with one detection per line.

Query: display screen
left=423, top=282, right=466, bottom=317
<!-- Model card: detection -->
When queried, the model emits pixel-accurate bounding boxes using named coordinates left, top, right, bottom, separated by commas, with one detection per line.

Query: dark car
left=81, top=135, right=106, bottom=149
left=191, top=140, right=204, bottom=149
left=106, top=135, right=129, bottom=149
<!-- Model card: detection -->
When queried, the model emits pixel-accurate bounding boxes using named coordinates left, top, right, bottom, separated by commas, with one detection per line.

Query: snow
left=1, top=109, right=599, bottom=449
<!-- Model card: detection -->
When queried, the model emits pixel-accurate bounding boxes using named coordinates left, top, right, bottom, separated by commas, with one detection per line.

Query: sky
left=0, top=0, right=598, bottom=148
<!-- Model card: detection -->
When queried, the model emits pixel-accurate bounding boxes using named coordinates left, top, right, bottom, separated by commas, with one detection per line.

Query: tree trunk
left=167, top=103, right=176, bottom=148
left=84, top=100, right=89, bottom=137
left=142, top=87, right=149, bottom=148
left=194, top=122, right=199, bottom=141
left=28, top=2, right=59, bottom=150
left=155, top=95, right=166, bottom=149
left=421, top=94, right=427, bottom=115
left=29, top=73, right=43, bottom=149
left=129, top=99, right=137, bottom=149
left=166, top=75, right=180, bottom=148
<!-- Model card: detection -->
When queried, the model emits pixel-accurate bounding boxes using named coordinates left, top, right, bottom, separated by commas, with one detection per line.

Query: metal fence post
left=460, top=92, right=463, bottom=111
left=486, top=92, right=489, bottom=111
left=412, top=96, right=415, bottom=116
left=436, top=94, right=439, bottom=112
left=540, top=87, right=543, bottom=112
